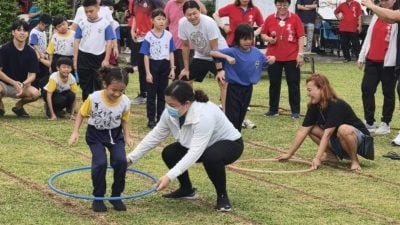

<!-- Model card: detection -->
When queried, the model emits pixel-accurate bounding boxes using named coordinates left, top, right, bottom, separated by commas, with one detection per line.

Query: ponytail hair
left=98, top=66, right=132, bottom=86
left=164, top=80, right=209, bottom=104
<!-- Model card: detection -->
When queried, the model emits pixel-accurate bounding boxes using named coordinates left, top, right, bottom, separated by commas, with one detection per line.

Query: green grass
left=1, top=61, right=400, bottom=225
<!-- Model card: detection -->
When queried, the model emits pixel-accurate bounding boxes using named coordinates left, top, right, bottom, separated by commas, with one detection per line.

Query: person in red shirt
left=261, top=0, right=305, bottom=119
left=357, top=0, right=398, bottom=135
left=334, top=0, right=363, bottom=62
left=213, top=0, right=264, bottom=46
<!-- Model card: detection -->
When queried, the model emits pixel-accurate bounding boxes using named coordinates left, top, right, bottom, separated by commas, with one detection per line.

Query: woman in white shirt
left=127, top=80, right=243, bottom=212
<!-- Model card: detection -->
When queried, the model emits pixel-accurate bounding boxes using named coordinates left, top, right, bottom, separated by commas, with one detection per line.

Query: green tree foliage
left=39, top=0, right=73, bottom=18
left=0, top=1, right=19, bottom=44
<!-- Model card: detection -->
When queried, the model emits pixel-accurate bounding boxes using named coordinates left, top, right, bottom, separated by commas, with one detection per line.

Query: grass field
left=1, top=61, right=400, bottom=225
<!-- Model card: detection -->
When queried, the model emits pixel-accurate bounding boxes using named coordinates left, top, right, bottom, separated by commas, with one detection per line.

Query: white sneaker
left=392, top=132, right=400, bottom=146
left=364, top=121, right=376, bottom=133
left=375, top=122, right=390, bottom=135
left=131, top=96, right=146, bottom=105
left=242, top=119, right=256, bottom=129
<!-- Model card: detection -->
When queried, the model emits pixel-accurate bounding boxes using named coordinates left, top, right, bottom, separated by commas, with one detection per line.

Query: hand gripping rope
left=48, top=166, right=157, bottom=200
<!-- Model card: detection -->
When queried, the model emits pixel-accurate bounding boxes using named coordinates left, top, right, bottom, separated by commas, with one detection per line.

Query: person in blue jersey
left=210, top=24, right=276, bottom=131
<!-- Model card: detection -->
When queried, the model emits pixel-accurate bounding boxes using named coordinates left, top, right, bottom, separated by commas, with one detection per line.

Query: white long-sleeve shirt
left=127, top=101, right=241, bottom=180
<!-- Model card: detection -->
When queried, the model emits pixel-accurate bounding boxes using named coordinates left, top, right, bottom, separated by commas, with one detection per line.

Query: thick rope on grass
left=48, top=166, right=157, bottom=201
left=228, top=158, right=315, bottom=174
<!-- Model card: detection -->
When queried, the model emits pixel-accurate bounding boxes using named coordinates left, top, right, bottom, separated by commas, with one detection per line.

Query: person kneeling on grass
left=42, top=57, right=78, bottom=120
left=127, top=80, right=243, bottom=212
left=277, top=73, right=371, bottom=171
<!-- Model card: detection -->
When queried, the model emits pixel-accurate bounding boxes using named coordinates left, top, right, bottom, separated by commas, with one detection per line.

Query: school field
left=1, top=60, right=400, bottom=225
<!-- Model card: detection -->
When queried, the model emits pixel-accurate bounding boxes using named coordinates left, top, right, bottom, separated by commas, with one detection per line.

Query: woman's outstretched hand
left=155, top=175, right=170, bottom=191
left=276, top=153, right=292, bottom=161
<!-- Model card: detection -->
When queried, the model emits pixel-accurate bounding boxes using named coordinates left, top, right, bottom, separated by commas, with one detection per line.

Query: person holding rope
left=277, top=74, right=371, bottom=171
left=127, top=80, right=243, bottom=212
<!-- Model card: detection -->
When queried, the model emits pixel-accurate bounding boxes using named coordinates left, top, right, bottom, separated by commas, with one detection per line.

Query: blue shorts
left=329, top=128, right=364, bottom=160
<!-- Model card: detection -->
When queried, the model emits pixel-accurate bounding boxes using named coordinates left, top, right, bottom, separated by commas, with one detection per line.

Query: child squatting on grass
left=68, top=67, right=133, bottom=212
left=42, top=57, right=78, bottom=120
left=210, top=23, right=276, bottom=132
left=277, top=74, right=372, bottom=171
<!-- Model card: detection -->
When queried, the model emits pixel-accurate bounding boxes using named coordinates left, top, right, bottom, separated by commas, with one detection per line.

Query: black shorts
left=188, top=58, right=217, bottom=82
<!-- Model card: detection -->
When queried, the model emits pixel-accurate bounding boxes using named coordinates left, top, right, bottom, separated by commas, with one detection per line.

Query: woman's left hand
left=155, top=175, right=170, bottom=191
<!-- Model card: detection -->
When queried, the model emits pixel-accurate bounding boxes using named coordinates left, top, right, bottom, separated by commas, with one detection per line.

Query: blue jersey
left=219, top=47, right=268, bottom=86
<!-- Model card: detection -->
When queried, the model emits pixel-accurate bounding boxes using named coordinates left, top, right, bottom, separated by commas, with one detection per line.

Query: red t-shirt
left=367, top=19, right=391, bottom=62
left=334, top=1, right=362, bottom=32
left=129, top=0, right=162, bottom=38
left=261, top=12, right=305, bottom=61
left=218, top=4, right=264, bottom=46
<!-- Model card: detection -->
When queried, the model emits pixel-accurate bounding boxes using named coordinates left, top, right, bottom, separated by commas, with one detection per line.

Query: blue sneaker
left=291, top=113, right=300, bottom=119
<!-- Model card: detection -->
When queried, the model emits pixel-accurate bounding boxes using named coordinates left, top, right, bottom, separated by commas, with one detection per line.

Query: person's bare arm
left=362, top=0, right=400, bottom=23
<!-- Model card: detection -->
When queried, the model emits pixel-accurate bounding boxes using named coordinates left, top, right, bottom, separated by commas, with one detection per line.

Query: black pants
left=77, top=51, right=103, bottom=101
left=361, top=61, right=396, bottom=125
left=132, top=42, right=146, bottom=97
left=42, top=90, right=75, bottom=113
left=86, top=125, right=127, bottom=197
left=146, top=59, right=170, bottom=122
left=225, top=83, right=253, bottom=132
left=32, top=62, right=50, bottom=90
left=340, top=31, right=361, bottom=61
left=162, top=138, right=243, bottom=196
left=267, top=60, right=301, bottom=114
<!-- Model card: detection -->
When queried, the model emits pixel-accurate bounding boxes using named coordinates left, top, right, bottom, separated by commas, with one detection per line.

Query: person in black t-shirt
left=0, top=20, right=40, bottom=118
left=277, top=74, right=370, bottom=171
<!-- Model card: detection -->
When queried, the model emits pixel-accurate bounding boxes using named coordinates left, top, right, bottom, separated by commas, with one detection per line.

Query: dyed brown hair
left=306, top=73, right=338, bottom=109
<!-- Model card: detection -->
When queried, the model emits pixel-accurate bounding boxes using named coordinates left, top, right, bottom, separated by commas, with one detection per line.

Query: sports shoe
left=375, top=122, right=390, bottom=135
left=392, top=132, right=400, bottom=146
left=162, top=188, right=198, bottom=200
left=215, top=194, right=232, bottom=212
left=109, top=200, right=127, bottom=211
left=130, top=95, right=146, bottom=105
left=364, top=121, right=376, bottom=133
left=264, top=111, right=279, bottom=117
left=242, top=119, right=256, bottom=129
left=291, top=113, right=300, bottom=119
left=92, top=200, right=107, bottom=212
left=12, top=106, right=29, bottom=117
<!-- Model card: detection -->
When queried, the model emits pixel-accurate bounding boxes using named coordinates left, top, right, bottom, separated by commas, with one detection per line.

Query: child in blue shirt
left=210, top=23, right=276, bottom=131
left=139, top=8, right=176, bottom=129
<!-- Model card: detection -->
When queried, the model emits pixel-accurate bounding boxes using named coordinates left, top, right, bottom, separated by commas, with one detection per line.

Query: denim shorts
left=330, top=128, right=364, bottom=160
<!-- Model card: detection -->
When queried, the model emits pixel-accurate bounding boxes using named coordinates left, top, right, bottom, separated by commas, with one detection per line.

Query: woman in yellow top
left=68, top=67, right=133, bottom=212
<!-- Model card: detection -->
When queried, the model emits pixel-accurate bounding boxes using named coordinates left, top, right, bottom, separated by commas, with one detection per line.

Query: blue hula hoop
left=48, top=166, right=158, bottom=201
